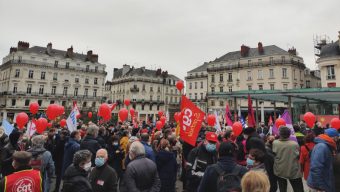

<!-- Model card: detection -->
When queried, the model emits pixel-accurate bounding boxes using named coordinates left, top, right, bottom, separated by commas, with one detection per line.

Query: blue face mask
left=205, top=143, right=216, bottom=152
left=95, top=157, right=105, bottom=167
left=246, top=158, right=254, bottom=166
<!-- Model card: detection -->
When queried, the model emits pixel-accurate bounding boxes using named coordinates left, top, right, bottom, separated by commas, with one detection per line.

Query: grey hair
left=129, top=141, right=145, bottom=157
left=86, top=124, right=99, bottom=136
left=31, top=135, right=45, bottom=148
left=73, top=150, right=92, bottom=166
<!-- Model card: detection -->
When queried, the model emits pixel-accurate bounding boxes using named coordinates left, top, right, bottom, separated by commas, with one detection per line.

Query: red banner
left=300, top=114, right=338, bottom=127
left=180, top=95, right=205, bottom=146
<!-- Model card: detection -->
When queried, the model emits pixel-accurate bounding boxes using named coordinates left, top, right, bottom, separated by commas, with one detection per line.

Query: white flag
left=66, top=108, right=78, bottom=132
left=214, top=110, right=221, bottom=134
left=27, top=121, right=36, bottom=137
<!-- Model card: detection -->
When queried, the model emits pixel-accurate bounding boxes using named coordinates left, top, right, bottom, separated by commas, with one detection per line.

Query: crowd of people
left=0, top=120, right=339, bottom=192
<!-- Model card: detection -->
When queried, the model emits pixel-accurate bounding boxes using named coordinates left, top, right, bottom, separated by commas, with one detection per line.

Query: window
left=142, top=105, right=145, bottom=110
left=63, top=87, right=68, bottom=96
left=28, top=70, right=34, bottom=79
left=220, top=74, right=223, bottom=82
left=85, top=78, right=89, bottom=84
left=200, top=81, right=203, bottom=88
left=269, top=69, right=274, bottom=78
left=229, top=86, right=232, bottom=92
left=189, top=93, right=192, bottom=99
left=84, top=88, right=88, bottom=96
left=211, top=75, right=215, bottom=83
left=38, top=100, right=42, bottom=106
left=94, top=78, right=98, bottom=85
left=93, top=89, right=97, bottom=97
left=51, top=86, right=56, bottom=95
left=75, top=78, right=79, bottom=83
left=92, top=102, right=96, bottom=107
left=165, top=96, right=168, bottom=104
left=282, top=68, right=287, bottom=78
left=11, top=99, right=16, bottom=106
left=150, top=95, right=153, bottom=101
left=283, top=84, right=288, bottom=90
left=247, top=71, right=252, bottom=80
left=194, top=82, right=197, bottom=89
left=82, top=102, right=87, bottom=107
left=95, top=66, right=98, bottom=72
left=248, top=85, right=252, bottom=90
left=166, top=87, right=168, bottom=93
left=281, top=56, right=285, bottom=63
left=86, top=65, right=90, bottom=72
left=18, top=56, right=22, bottom=63
left=258, top=59, right=263, bottom=65
left=53, top=73, right=58, bottom=81
left=248, top=60, right=251, bottom=66
left=220, top=100, right=224, bottom=106
left=149, top=104, right=152, bottom=111
left=228, top=100, right=233, bottom=107
left=66, top=62, right=70, bottom=69
left=142, top=84, right=145, bottom=91
left=39, top=85, right=44, bottom=94
left=306, top=80, right=311, bottom=88
left=157, top=95, right=160, bottom=101
left=258, top=70, right=263, bottom=79
left=327, top=65, right=335, bottom=80
left=27, top=84, right=32, bottom=94
left=50, top=100, right=55, bottom=104
left=150, top=87, right=153, bottom=92
left=200, top=93, right=204, bottom=100
left=25, top=99, right=30, bottom=106
left=220, top=86, right=223, bottom=92
left=13, top=83, right=17, bottom=93
left=15, top=69, right=20, bottom=77
left=74, top=88, right=78, bottom=96
left=41, top=72, right=46, bottom=80
left=269, top=57, right=274, bottom=64
left=211, top=100, right=215, bottom=106
left=293, top=69, right=296, bottom=80
left=259, top=85, right=263, bottom=90
left=189, top=83, right=192, bottom=89
left=228, top=73, right=232, bottom=82
left=157, top=86, right=161, bottom=92
left=270, top=84, right=275, bottom=90
left=211, top=87, right=215, bottom=93
left=54, top=61, right=58, bottom=68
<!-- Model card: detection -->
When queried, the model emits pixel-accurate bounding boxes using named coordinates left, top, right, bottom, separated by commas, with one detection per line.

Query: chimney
left=86, top=50, right=93, bottom=61
left=113, top=68, right=118, bottom=79
left=17, top=41, right=30, bottom=51
left=156, top=68, right=162, bottom=76
left=10, top=47, right=17, bottom=54
left=258, top=42, right=264, bottom=54
left=46, top=42, right=52, bottom=55
left=141, top=66, right=146, bottom=72
left=288, top=47, right=297, bottom=55
left=92, top=54, right=98, bottom=62
left=66, top=46, right=74, bottom=58
left=122, top=64, right=130, bottom=76
left=240, top=44, right=250, bottom=57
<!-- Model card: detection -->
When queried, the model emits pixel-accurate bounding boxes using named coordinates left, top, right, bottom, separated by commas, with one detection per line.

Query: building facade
left=0, top=41, right=107, bottom=121
left=316, top=32, right=340, bottom=88
left=105, top=65, right=181, bottom=122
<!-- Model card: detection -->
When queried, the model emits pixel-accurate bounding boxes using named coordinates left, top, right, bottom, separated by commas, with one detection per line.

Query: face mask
left=12, top=161, right=15, bottom=168
left=246, top=158, right=254, bottom=166
left=83, top=161, right=92, bottom=171
left=205, top=143, right=216, bottom=152
left=95, top=157, right=105, bottom=167
left=113, top=142, right=119, bottom=146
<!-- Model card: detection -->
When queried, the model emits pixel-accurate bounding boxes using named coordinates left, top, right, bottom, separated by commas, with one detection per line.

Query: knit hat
left=325, top=128, right=339, bottom=137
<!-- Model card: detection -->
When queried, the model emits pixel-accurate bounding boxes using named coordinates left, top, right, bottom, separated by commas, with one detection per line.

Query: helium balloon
left=176, top=80, right=184, bottom=91
left=129, top=108, right=135, bottom=118
left=124, top=99, right=130, bottom=106
left=158, top=111, right=164, bottom=117
left=16, top=112, right=29, bottom=129
left=88, top=112, right=93, bottom=118
left=36, top=118, right=48, bottom=134
left=160, top=116, right=166, bottom=125
left=119, top=108, right=129, bottom=122
left=156, top=121, right=163, bottom=130
left=60, top=119, right=66, bottom=128
left=29, top=102, right=39, bottom=115
left=207, top=114, right=216, bottom=126
left=330, top=118, right=340, bottom=130
left=275, top=118, right=286, bottom=128
left=232, top=122, right=243, bottom=137
left=46, top=104, right=59, bottom=120
left=303, top=112, right=316, bottom=128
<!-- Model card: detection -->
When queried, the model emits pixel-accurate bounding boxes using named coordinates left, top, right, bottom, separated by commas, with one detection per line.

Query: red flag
left=225, top=103, right=233, bottom=126
left=268, top=115, right=273, bottom=126
left=180, top=95, right=205, bottom=146
left=247, top=94, right=256, bottom=127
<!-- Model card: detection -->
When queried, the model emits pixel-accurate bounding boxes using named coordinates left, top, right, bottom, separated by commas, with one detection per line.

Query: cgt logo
left=13, top=177, right=35, bottom=192
left=182, top=108, right=193, bottom=131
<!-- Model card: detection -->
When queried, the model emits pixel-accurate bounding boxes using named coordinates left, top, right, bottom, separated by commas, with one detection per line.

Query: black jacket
left=124, top=156, right=161, bottom=192
left=62, top=164, right=92, bottom=192
left=156, top=150, right=177, bottom=192
left=89, top=164, right=118, bottom=192
left=80, top=135, right=101, bottom=165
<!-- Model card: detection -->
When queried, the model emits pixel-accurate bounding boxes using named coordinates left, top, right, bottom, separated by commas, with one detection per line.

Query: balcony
left=130, top=87, right=140, bottom=93
left=185, top=74, right=208, bottom=80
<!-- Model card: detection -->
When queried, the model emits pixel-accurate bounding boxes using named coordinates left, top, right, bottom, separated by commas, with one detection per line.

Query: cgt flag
left=180, top=95, right=205, bottom=146
left=247, top=94, right=256, bottom=128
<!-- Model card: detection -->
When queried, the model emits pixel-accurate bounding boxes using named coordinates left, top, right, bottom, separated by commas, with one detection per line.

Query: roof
left=25, top=46, right=88, bottom=61
left=320, top=41, right=340, bottom=58
left=188, top=62, right=209, bottom=73
left=113, top=67, right=180, bottom=80
left=214, top=45, right=290, bottom=62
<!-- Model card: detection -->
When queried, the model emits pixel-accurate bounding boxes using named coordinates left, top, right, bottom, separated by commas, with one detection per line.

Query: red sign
left=180, top=95, right=205, bottom=146
left=300, top=114, right=338, bottom=127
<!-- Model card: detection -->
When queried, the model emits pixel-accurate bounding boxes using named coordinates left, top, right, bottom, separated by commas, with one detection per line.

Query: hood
left=27, top=147, right=46, bottom=156
left=156, top=150, right=174, bottom=163
left=65, top=138, right=79, bottom=148
left=315, top=134, right=337, bottom=150
left=63, top=164, right=87, bottom=179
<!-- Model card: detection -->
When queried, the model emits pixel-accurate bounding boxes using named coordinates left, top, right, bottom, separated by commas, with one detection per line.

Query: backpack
left=30, top=150, right=46, bottom=173
left=213, top=163, right=242, bottom=192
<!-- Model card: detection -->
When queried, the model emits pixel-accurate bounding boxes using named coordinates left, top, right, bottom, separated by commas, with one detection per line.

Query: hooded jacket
left=62, top=138, right=80, bottom=177
left=307, top=134, right=336, bottom=192
left=80, top=135, right=101, bottom=165
left=62, top=164, right=92, bottom=192
left=156, top=149, right=177, bottom=192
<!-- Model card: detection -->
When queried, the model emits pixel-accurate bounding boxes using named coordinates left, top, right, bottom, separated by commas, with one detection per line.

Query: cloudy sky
left=0, top=0, right=339, bottom=80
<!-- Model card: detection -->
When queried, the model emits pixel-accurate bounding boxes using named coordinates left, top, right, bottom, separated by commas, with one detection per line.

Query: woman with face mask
left=246, top=149, right=266, bottom=173
left=62, top=150, right=93, bottom=192
left=107, top=135, right=125, bottom=182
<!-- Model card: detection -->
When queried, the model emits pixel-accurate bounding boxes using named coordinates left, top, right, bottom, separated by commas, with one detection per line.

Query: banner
left=2, top=119, right=14, bottom=136
left=66, top=104, right=79, bottom=132
left=180, top=95, right=205, bottom=146
left=214, top=110, right=221, bottom=133
left=225, top=104, right=233, bottom=126
left=27, top=120, right=36, bottom=137
left=247, top=94, right=256, bottom=127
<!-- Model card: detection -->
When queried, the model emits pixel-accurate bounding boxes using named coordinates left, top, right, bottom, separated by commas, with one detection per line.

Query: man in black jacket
left=89, top=149, right=118, bottom=192
left=80, top=124, right=101, bottom=165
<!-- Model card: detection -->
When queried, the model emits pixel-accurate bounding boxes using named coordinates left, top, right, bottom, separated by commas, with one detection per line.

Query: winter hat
left=279, top=126, right=291, bottom=139
left=31, top=135, right=46, bottom=148
left=325, top=128, right=339, bottom=137
left=219, top=142, right=235, bottom=157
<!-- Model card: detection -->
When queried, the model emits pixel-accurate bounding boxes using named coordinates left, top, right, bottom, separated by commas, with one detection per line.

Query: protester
left=62, top=149, right=93, bottom=192
left=107, top=135, right=125, bottom=181
left=62, top=130, right=81, bottom=177
left=89, top=149, right=118, bottom=192
left=247, top=148, right=266, bottom=172
left=256, top=122, right=269, bottom=138
left=307, top=128, right=338, bottom=192
left=312, top=122, right=324, bottom=136
left=124, top=141, right=161, bottom=191
left=140, top=132, right=156, bottom=162
left=294, top=124, right=305, bottom=146
left=80, top=124, right=101, bottom=165
left=54, top=129, right=69, bottom=192
left=0, top=151, right=43, bottom=192
left=185, top=131, right=218, bottom=192
left=299, top=132, right=315, bottom=180
left=156, top=138, right=177, bottom=192
left=198, top=141, right=248, bottom=192
left=273, top=126, right=304, bottom=192
left=27, top=135, right=55, bottom=192
left=241, top=170, right=270, bottom=192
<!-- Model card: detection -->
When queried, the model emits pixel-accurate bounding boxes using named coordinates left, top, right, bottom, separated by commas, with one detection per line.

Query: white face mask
left=83, top=161, right=92, bottom=171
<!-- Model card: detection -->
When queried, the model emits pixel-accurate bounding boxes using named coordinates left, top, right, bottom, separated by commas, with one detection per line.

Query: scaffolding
left=313, top=34, right=330, bottom=68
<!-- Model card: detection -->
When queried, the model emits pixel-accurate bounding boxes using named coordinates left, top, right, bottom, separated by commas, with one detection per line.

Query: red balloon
left=98, top=103, right=111, bottom=119
left=303, top=112, right=316, bottom=128
left=111, top=103, right=117, bottom=111
left=46, top=104, right=59, bottom=120
left=16, top=112, right=29, bottom=129
left=158, top=111, right=164, bottom=117
left=76, top=114, right=81, bottom=119
left=124, top=99, right=130, bottom=106
left=58, top=105, right=65, bottom=116
left=207, top=114, right=216, bottom=126
left=160, top=116, right=166, bottom=125
left=60, top=119, right=66, bottom=128
left=129, top=108, right=135, bottom=118
left=156, top=121, right=163, bottom=130
left=275, top=118, right=286, bottom=128
left=174, top=112, right=180, bottom=122
left=176, top=80, right=184, bottom=91
left=47, top=123, right=52, bottom=128
left=36, top=118, right=48, bottom=134
left=232, top=122, right=243, bottom=137
left=29, top=102, right=40, bottom=115
left=330, top=118, right=340, bottom=130
left=88, top=112, right=93, bottom=118
left=119, top=108, right=129, bottom=122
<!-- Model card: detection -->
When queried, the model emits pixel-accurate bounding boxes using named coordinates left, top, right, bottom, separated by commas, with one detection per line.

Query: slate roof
left=25, top=46, right=88, bottom=61
left=188, top=62, right=209, bottom=73
left=113, top=67, right=180, bottom=80
left=214, top=45, right=290, bottom=62
left=320, top=40, right=340, bottom=58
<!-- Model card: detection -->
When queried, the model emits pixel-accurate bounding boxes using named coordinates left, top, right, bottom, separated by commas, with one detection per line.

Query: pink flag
left=225, top=104, right=233, bottom=126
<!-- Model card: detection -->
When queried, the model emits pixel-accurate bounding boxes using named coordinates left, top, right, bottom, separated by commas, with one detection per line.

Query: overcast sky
left=0, top=0, right=339, bottom=80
